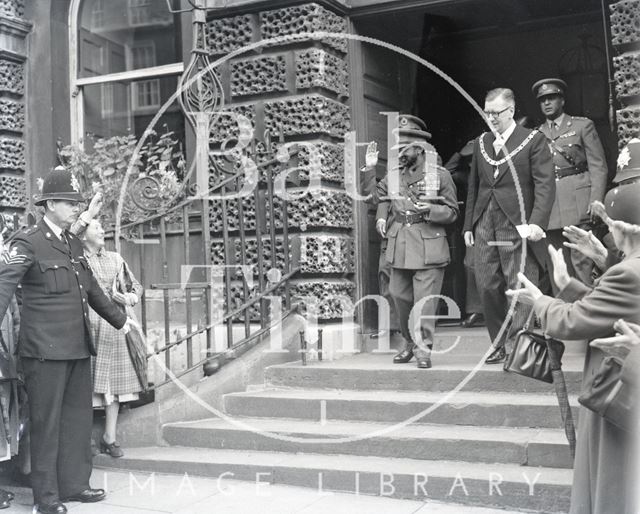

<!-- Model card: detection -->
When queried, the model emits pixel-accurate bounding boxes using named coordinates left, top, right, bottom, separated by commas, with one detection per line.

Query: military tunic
left=0, top=219, right=126, bottom=505
left=539, top=114, right=608, bottom=290
left=375, top=166, right=458, bottom=358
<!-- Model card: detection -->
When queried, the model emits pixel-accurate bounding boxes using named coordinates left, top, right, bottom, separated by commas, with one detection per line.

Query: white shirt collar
left=496, top=121, right=517, bottom=143
left=548, top=113, right=565, bottom=129
left=43, top=215, right=64, bottom=240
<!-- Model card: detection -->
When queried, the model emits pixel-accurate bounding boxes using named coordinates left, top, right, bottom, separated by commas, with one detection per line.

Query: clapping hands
left=590, top=319, right=640, bottom=360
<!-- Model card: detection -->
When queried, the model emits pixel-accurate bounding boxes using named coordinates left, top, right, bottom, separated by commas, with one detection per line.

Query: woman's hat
left=34, top=166, right=84, bottom=206
left=593, top=180, right=640, bottom=227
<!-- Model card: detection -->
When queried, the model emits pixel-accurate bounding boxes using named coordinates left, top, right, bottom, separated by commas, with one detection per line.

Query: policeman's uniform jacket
left=0, top=219, right=127, bottom=360
left=376, top=165, right=459, bottom=270
left=538, top=114, right=608, bottom=230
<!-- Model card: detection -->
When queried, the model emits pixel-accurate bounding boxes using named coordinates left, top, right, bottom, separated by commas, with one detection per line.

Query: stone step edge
left=94, top=447, right=573, bottom=485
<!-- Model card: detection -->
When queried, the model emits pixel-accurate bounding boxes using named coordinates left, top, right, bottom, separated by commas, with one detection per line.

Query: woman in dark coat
left=507, top=180, right=640, bottom=514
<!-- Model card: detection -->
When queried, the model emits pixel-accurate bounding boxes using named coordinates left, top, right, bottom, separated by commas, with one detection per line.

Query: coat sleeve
left=375, top=175, right=390, bottom=221
left=621, top=344, right=640, bottom=387
left=582, top=120, right=608, bottom=204
left=557, top=277, right=594, bottom=303
left=463, top=140, right=479, bottom=233
left=361, top=166, right=378, bottom=205
left=425, top=167, right=459, bottom=225
left=533, top=262, right=640, bottom=340
left=0, top=237, right=34, bottom=326
left=528, top=132, right=556, bottom=229
left=87, top=269, right=127, bottom=330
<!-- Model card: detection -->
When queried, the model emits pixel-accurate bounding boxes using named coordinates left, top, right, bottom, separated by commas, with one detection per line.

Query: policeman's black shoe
left=0, top=494, right=9, bottom=510
left=417, top=358, right=432, bottom=369
left=60, top=488, right=106, bottom=503
left=485, top=346, right=506, bottom=364
left=35, top=502, right=67, bottom=514
left=393, top=349, right=414, bottom=364
left=461, top=312, right=485, bottom=328
left=0, top=490, right=14, bottom=502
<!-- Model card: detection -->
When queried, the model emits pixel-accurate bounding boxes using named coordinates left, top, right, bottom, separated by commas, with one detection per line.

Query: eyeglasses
left=484, top=106, right=511, bottom=119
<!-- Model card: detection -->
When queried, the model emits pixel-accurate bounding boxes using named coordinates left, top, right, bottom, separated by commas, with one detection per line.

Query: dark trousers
left=378, top=240, right=399, bottom=331
left=389, top=267, right=444, bottom=359
left=546, top=227, right=595, bottom=294
left=473, top=199, right=538, bottom=352
left=463, top=246, right=483, bottom=314
left=22, top=358, right=93, bottom=505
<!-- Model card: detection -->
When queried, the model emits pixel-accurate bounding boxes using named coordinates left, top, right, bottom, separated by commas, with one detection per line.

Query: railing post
left=317, top=328, right=323, bottom=362
left=300, top=330, right=307, bottom=366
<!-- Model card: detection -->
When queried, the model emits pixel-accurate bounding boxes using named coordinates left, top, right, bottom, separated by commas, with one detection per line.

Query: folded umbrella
left=546, top=337, right=576, bottom=459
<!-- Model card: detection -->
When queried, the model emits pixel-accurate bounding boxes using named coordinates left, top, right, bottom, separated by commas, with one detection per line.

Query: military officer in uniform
left=0, top=167, right=131, bottom=514
left=532, top=78, right=608, bottom=291
left=374, top=115, right=459, bottom=368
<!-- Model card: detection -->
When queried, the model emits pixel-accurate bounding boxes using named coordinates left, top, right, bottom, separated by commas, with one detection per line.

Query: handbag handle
left=522, top=306, right=536, bottom=331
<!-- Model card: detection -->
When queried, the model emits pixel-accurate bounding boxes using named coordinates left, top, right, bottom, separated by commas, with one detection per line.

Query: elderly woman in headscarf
left=506, top=178, right=640, bottom=514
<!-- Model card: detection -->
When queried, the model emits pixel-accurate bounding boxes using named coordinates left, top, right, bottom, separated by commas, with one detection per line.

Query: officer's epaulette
left=571, top=116, right=588, bottom=120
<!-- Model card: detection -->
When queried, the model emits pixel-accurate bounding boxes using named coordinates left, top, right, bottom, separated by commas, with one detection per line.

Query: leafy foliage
left=58, top=130, right=186, bottom=228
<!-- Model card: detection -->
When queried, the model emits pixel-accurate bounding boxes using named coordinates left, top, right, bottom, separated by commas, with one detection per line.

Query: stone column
left=0, top=0, right=29, bottom=217
left=207, top=3, right=358, bottom=356
left=610, top=0, right=640, bottom=148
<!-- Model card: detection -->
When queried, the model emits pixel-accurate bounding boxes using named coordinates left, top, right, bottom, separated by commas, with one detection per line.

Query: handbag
left=578, top=356, right=634, bottom=432
left=505, top=309, right=565, bottom=383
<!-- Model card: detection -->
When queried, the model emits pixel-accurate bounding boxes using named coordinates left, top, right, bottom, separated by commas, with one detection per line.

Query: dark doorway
left=352, top=0, right=616, bottom=328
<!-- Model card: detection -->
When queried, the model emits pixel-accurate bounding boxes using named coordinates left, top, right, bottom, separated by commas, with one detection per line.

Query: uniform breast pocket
left=39, top=260, right=72, bottom=294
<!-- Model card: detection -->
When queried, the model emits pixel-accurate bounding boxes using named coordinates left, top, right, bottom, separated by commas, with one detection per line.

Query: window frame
left=69, top=0, right=184, bottom=146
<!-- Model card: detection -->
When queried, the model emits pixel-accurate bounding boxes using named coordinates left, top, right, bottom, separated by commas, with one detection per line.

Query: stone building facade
left=0, top=0, right=638, bottom=331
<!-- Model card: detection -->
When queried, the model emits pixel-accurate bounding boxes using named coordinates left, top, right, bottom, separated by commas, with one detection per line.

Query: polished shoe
left=0, top=490, right=14, bottom=502
left=393, top=349, right=414, bottom=364
left=35, top=502, right=67, bottom=514
left=461, top=312, right=485, bottom=328
left=485, top=346, right=506, bottom=364
left=0, top=495, right=9, bottom=510
left=416, top=358, right=432, bottom=369
left=60, top=489, right=106, bottom=503
left=100, top=437, right=124, bottom=458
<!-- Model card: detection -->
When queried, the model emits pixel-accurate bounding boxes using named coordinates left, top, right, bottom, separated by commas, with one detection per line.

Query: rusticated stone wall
left=610, top=0, right=640, bottom=148
left=207, top=3, right=354, bottom=320
left=0, top=0, right=29, bottom=214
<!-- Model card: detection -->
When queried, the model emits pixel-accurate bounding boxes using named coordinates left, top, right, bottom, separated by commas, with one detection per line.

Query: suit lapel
left=480, top=132, right=498, bottom=182
left=494, top=126, right=529, bottom=183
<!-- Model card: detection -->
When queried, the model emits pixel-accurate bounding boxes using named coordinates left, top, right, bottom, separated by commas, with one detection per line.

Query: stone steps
left=224, top=388, right=579, bottom=428
left=264, top=352, right=584, bottom=393
left=94, top=447, right=572, bottom=513
left=161, top=417, right=573, bottom=469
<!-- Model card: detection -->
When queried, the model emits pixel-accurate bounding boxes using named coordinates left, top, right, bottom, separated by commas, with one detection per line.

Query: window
left=91, top=0, right=104, bottom=28
left=128, top=0, right=153, bottom=26
left=131, top=42, right=156, bottom=69
left=71, top=0, right=184, bottom=144
left=133, top=79, right=160, bottom=110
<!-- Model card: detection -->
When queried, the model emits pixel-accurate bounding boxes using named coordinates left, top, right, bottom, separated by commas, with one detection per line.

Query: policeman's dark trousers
left=546, top=227, right=595, bottom=294
left=389, top=267, right=444, bottom=359
left=22, top=358, right=93, bottom=505
left=473, top=199, right=538, bottom=352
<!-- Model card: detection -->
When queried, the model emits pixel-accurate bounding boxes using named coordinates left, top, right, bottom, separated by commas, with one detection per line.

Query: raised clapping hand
left=364, top=141, right=379, bottom=169
left=505, top=272, right=543, bottom=305
left=548, top=245, right=571, bottom=290
left=590, top=319, right=640, bottom=360
left=86, top=191, right=104, bottom=219
left=562, top=225, right=607, bottom=269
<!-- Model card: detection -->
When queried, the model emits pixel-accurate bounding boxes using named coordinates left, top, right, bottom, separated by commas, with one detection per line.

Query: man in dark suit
left=532, top=78, right=608, bottom=291
left=463, top=88, right=555, bottom=364
left=0, top=167, right=130, bottom=514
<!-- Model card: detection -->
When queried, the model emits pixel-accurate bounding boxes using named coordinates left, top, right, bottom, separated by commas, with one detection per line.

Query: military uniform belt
left=554, top=166, right=586, bottom=180
left=396, top=212, right=425, bottom=226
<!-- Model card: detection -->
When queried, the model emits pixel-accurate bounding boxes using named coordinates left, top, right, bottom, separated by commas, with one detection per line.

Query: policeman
left=0, top=167, right=130, bottom=514
left=375, top=115, right=458, bottom=368
left=532, top=78, right=608, bottom=291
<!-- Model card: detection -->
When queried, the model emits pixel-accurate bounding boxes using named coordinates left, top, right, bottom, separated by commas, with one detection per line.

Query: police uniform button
left=54, top=265, right=58, bottom=269
left=83, top=299, right=86, bottom=303
left=79, top=285, right=83, bottom=289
